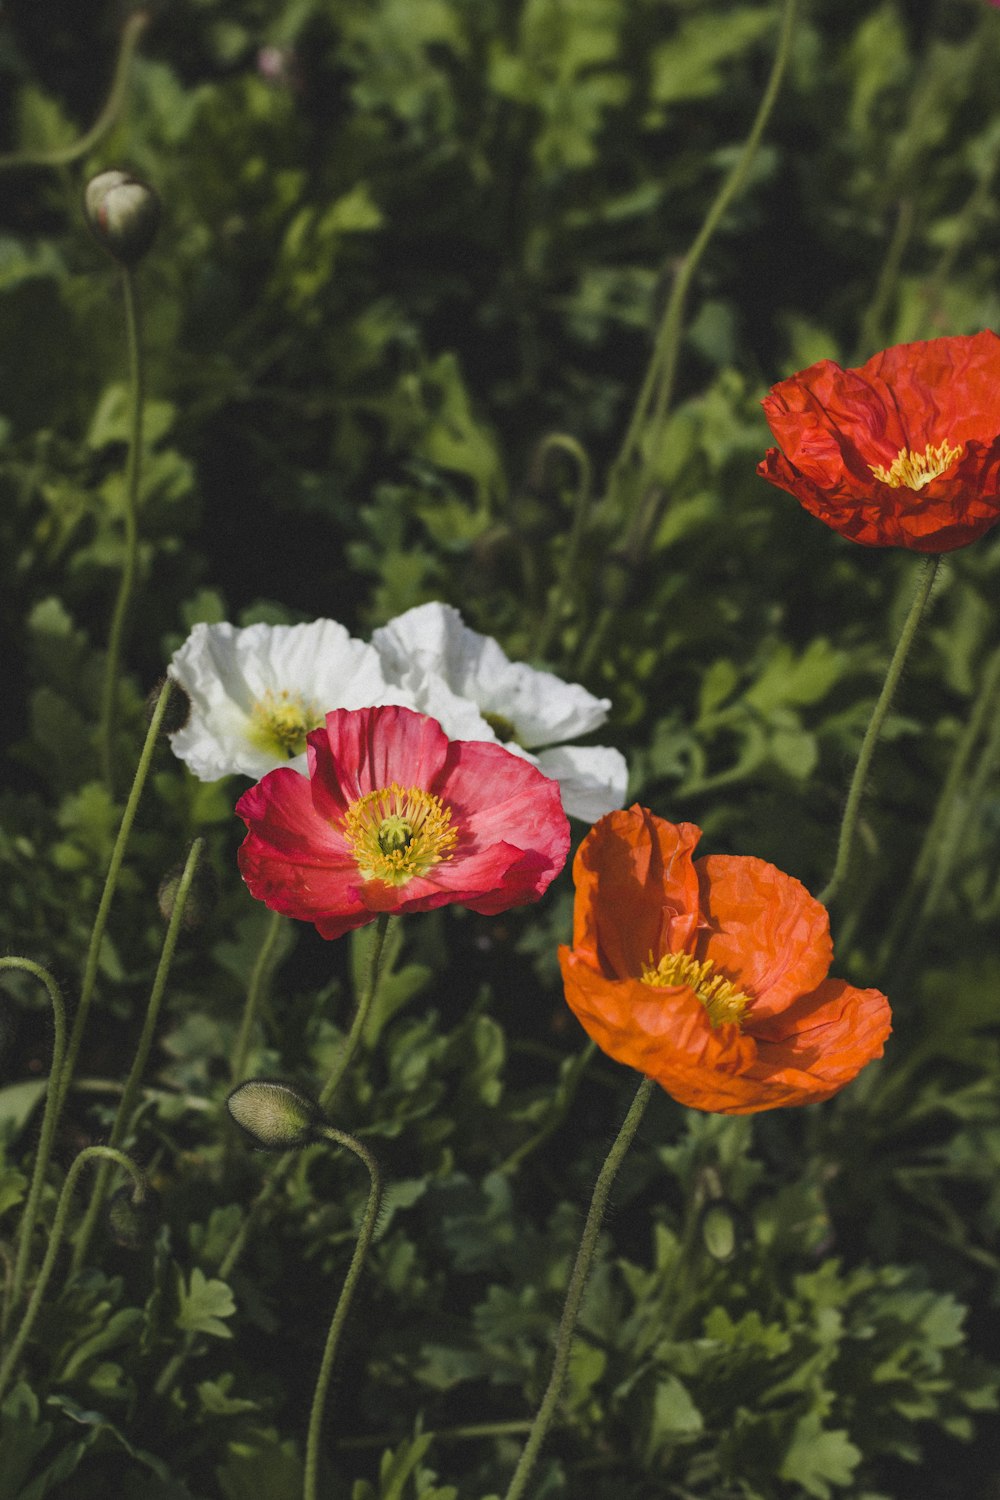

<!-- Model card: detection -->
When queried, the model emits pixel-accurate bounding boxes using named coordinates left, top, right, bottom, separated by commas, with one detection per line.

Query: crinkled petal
left=534, top=744, right=628, bottom=822
left=694, top=854, right=832, bottom=1022
left=571, top=807, right=702, bottom=979
left=168, top=618, right=409, bottom=780
left=759, top=332, right=1000, bottom=552
left=373, top=602, right=611, bottom=745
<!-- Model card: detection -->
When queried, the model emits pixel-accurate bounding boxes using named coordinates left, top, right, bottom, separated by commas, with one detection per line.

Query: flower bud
left=157, top=852, right=216, bottom=930
left=146, top=675, right=192, bottom=736
left=698, top=1199, right=748, bottom=1264
left=108, top=1183, right=160, bottom=1249
left=84, top=169, right=161, bottom=266
left=227, top=1080, right=320, bottom=1151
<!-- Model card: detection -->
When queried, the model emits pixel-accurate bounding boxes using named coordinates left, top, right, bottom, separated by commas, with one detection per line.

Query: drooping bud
left=146, top=675, right=191, bottom=736
left=227, top=1080, right=320, bottom=1151
left=157, top=850, right=216, bottom=930
left=108, top=1182, right=160, bottom=1249
left=84, top=169, right=161, bottom=266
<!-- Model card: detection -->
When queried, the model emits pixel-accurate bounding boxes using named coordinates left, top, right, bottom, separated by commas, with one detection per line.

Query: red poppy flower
left=558, top=806, right=891, bottom=1114
left=758, top=331, right=1000, bottom=551
left=237, top=705, right=571, bottom=939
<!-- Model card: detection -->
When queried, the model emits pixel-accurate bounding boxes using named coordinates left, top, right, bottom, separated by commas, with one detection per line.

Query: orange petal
left=749, top=977, right=892, bottom=1084
left=571, top=806, right=702, bottom=979
left=695, top=854, right=832, bottom=1022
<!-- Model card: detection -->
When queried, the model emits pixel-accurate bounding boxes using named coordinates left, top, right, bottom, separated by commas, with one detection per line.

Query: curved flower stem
left=99, top=266, right=146, bottom=791
left=0, top=959, right=66, bottom=1327
left=317, top=913, right=392, bottom=1113
left=615, top=0, right=799, bottom=546
left=877, top=643, right=1000, bottom=974
left=70, top=838, right=205, bottom=1275
left=152, top=915, right=393, bottom=1400
left=230, top=909, right=286, bottom=1086
left=0, top=1147, right=145, bottom=1403
left=817, top=554, right=940, bottom=908
left=532, top=436, right=594, bottom=664
left=0, top=11, right=149, bottom=173
left=304, top=1126, right=383, bottom=1500
left=502, top=1076, right=654, bottom=1500
left=576, top=0, right=798, bottom=682
left=58, top=677, right=176, bottom=1121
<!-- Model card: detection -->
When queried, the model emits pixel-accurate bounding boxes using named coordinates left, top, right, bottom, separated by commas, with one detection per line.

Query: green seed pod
left=227, top=1079, right=320, bottom=1151
left=108, top=1183, right=160, bottom=1249
left=84, top=169, right=161, bottom=266
left=698, top=1199, right=746, bottom=1264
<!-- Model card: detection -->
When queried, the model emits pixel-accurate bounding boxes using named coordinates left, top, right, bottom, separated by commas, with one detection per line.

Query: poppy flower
left=372, top=602, right=628, bottom=822
left=237, top=705, right=571, bottom=940
left=758, top=331, right=1000, bottom=551
left=168, top=620, right=410, bottom=781
left=558, top=806, right=891, bottom=1114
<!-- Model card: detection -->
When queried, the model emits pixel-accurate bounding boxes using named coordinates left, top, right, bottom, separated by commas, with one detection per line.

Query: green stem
left=877, top=644, right=1000, bottom=973
left=0, top=11, right=148, bottom=173
left=153, top=915, right=392, bottom=1399
left=853, top=197, right=915, bottom=363
left=317, top=913, right=392, bottom=1113
left=817, top=555, right=939, bottom=908
left=230, top=909, right=286, bottom=1086
left=532, top=436, right=595, bottom=663
left=615, top=0, right=799, bottom=549
left=304, top=1127, right=383, bottom=1500
left=0, top=1147, right=145, bottom=1403
left=70, top=838, right=205, bottom=1275
left=99, top=266, right=145, bottom=791
left=58, top=677, right=176, bottom=1120
left=0, top=960, right=66, bottom=1326
left=500, top=1040, right=596, bottom=1176
left=502, top=1076, right=654, bottom=1500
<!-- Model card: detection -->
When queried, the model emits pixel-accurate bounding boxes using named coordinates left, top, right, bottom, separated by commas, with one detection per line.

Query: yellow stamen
left=248, top=689, right=324, bottom=758
left=869, top=440, right=962, bottom=491
left=343, top=783, right=458, bottom=886
left=642, top=950, right=751, bottom=1030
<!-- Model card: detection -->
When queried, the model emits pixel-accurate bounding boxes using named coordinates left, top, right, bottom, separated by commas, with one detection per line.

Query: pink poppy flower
left=236, top=706, right=571, bottom=939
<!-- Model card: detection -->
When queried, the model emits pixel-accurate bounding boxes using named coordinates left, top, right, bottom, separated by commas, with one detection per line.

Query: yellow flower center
left=869, top=440, right=963, bottom=491
left=249, top=690, right=324, bottom=758
left=642, top=951, right=751, bottom=1030
left=342, top=783, right=458, bottom=885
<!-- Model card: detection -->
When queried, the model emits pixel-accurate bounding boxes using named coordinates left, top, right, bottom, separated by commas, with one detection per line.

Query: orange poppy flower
left=758, top=331, right=1000, bottom=551
left=558, top=806, right=891, bottom=1114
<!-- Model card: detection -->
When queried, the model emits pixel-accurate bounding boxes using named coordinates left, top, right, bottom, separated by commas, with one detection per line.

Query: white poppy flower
left=167, top=619, right=410, bottom=781
left=371, top=602, right=628, bottom=821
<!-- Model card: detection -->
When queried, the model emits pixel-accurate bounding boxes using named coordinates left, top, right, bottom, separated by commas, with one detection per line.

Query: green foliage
left=3, top=0, right=1000, bottom=1496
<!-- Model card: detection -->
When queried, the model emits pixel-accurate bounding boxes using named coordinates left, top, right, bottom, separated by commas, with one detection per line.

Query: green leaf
left=175, top=1266, right=237, bottom=1340
left=779, top=1411, right=862, bottom=1498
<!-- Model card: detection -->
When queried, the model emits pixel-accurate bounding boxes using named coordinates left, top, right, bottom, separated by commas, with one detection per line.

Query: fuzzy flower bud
left=227, top=1079, right=320, bottom=1151
left=84, top=169, right=161, bottom=266
left=157, top=852, right=216, bottom=930
left=146, top=675, right=192, bottom=736
left=108, top=1182, right=159, bottom=1249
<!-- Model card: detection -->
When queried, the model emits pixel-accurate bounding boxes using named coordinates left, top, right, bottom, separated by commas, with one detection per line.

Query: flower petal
left=694, top=853, right=832, bottom=1022
left=570, top=807, right=702, bottom=980
left=534, top=745, right=628, bottom=822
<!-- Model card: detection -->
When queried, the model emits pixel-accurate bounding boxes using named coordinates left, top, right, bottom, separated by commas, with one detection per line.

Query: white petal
left=534, top=745, right=629, bottom=823
left=373, top=602, right=611, bottom=747
left=167, top=618, right=406, bottom=781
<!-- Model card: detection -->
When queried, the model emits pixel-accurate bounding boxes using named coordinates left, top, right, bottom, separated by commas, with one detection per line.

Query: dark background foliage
left=2, top=1, right=1000, bottom=1496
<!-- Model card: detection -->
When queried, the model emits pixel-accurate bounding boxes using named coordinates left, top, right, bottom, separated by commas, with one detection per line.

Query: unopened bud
left=108, top=1183, right=159, bottom=1249
left=227, top=1080, right=320, bottom=1151
left=158, top=852, right=216, bottom=930
left=84, top=169, right=161, bottom=266
left=146, top=675, right=191, bottom=736
left=698, top=1200, right=747, bottom=1264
